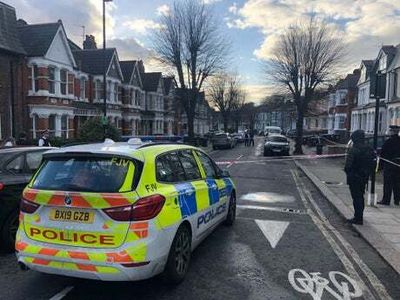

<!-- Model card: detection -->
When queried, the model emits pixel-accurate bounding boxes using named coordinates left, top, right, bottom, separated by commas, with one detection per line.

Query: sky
left=8, top=0, right=400, bottom=103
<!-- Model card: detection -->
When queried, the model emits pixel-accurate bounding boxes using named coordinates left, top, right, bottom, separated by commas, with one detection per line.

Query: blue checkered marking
left=175, top=182, right=197, bottom=218
left=206, top=179, right=220, bottom=205
left=223, top=178, right=233, bottom=197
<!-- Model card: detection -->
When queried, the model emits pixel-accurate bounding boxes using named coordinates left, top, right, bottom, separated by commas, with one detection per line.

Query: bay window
left=60, top=69, right=67, bottom=95
left=80, top=78, right=85, bottom=100
left=48, top=67, right=56, bottom=94
left=32, top=65, right=39, bottom=92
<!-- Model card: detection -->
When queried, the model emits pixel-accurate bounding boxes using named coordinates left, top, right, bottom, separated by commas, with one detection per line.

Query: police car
left=16, top=139, right=236, bottom=283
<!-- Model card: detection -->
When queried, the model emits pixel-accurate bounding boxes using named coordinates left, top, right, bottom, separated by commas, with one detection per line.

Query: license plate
left=49, top=208, right=94, bottom=224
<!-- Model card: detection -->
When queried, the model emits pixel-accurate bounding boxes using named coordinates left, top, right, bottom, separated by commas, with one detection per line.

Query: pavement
left=1, top=137, right=400, bottom=299
left=296, top=151, right=400, bottom=276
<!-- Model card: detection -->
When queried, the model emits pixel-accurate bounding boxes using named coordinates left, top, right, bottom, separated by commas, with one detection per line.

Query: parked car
left=264, top=126, right=282, bottom=137
left=231, top=132, right=245, bottom=143
left=286, top=129, right=296, bottom=138
left=212, top=133, right=236, bottom=149
left=0, top=146, right=53, bottom=252
left=264, top=135, right=290, bottom=156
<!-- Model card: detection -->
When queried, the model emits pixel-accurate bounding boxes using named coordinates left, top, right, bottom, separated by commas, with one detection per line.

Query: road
left=1, top=137, right=400, bottom=300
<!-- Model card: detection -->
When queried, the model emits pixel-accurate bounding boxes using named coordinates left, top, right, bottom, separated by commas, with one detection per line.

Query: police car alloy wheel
left=164, top=225, right=192, bottom=284
left=224, top=193, right=236, bottom=226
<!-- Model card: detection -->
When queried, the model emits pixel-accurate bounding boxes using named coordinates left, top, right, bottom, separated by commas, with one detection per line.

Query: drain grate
left=282, top=208, right=306, bottom=214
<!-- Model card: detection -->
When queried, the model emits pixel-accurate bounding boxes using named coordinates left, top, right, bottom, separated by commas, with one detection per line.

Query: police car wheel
left=224, top=193, right=236, bottom=226
left=164, top=225, right=191, bottom=284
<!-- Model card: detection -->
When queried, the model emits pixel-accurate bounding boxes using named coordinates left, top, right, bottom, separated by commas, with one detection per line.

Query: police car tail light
left=131, top=194, right=166, bottom=221
left=0, top=182, right=4, bottom=191
left=103, top=195, right=165, bottom=221
left=20, top=198, right=40, bottom=214
left=103, top=205, right=133, bottom=222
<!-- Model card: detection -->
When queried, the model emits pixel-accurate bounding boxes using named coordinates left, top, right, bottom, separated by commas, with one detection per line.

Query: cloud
left=202, top=0, right=223, bottom=4
left=123, top=19, right=162, bottom=35
left=243, top=84, right=273, bottom=103
left=157, top=4, right=170, bottom=16
left=11, top=0, right=117, bottom=45
left=228, top=0, right=400, bottom=72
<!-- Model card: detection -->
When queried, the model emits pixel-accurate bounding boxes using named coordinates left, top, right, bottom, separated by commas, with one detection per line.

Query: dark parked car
left=264, top=135, right=290, bottom=156
left=0, top=147, right=53, bottom=252
left=212, top=133, right=236, bottom=149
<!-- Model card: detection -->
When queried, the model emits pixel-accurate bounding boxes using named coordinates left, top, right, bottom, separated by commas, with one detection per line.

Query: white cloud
left=228, top=0, right=400, bottom=72
left=157, top=4, right=170, bottom=16
left=123, top=19, right=162, bottom=35
left=203, top=0, right=223, bottom=4
left=243, top=84, right=273, bottom=103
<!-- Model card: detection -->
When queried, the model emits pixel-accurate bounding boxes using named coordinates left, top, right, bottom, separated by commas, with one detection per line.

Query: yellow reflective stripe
left=34, top=192, right=52, bottom=204
left=119, top=162, right=135, bottom=192
left=192, top=151, right=206, bottom=179
left=129, top=242, right=147, bottom=261
left=96, top=266, right=119, bottom=274
left=193, top=181, right=209, bottom=212
left=81, top=193, right=110, bottom=207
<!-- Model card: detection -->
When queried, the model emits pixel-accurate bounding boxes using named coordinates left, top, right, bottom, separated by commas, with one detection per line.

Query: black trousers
left=349, top=179, right=366, bottom=221
left=382, top=168, right=400, bottom=204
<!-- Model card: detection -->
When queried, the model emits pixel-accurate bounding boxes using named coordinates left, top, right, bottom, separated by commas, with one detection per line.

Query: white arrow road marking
left=255, top=220, right=290, bottom=249
left=49, top=286, right=74, bottom=300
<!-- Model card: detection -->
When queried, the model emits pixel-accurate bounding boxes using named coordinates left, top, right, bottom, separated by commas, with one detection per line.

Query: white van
left=264, top=126, right=282, bottom=136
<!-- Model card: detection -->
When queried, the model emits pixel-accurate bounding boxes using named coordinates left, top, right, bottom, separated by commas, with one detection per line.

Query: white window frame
left=80, top=77, right=86, bottom=100
left=48, top=66, right=56, bottom=95
left=60, top=69, right=68, bottom=95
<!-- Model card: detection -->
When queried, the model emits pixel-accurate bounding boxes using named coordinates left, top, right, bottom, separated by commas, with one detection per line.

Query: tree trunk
left=294, top=106, right=304, bottom=155
left=223, top=115, right=229, bottom=132
left=187, top=113, right=195, bottom=138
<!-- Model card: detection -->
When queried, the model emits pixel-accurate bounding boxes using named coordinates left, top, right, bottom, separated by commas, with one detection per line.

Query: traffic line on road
left=292, top=169, right=392, bottom=300
left=49, top=286, right=74, bottom=300
left=255, top=220, right=290, bottom=249
left=237, top=204, right=307, bottom=214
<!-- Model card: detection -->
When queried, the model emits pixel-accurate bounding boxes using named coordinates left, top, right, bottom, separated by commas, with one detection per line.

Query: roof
left=381, top=45, right=397, bottom=55
left=336, top=70, right=360, bottom=90
left=17, top=22, right=60, bottom=57
left=143, top=72, right=162, bottom=92
left=72, top=48, right=115, bottom=75
left=43, top=140, right=198, bottom=161
left=68, top=39, right=81, bottom=51
left=0, top=2, right=25, bottom=54
left=163, top=77, right=174, bottom=95
left=119, top=60, right=137, bottom=84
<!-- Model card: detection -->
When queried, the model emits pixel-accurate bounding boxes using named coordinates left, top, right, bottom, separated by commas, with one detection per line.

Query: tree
left=208, top=73, right=244, bottom=132
left=266, top=18, right=345, bottom=154
left=79, top=118, right=120, bottom=142
left=240, top=102, right=258, bottom=132
left=153, top=0, right=228, bottom=138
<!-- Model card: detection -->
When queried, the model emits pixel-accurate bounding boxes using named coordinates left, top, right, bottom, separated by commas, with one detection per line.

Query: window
left=107, top=81, right=112, bottom=102
left=48, top=115, right=56, bottom=135
left=61, top=115, right=68, bottom=139
left=178, top=150, right=201, bottom=181
left=156, top=152, right=186, bottom=183
left=80, top=78, right=85, bottom=99
left=393, top=73, right=398, bottom=98
left=48, top=67, right=56, bottom=94
left=32, top=157, right=135, bottom=193
left=338, top=116, right=346, bottom=129
left=26, top=151, right=44, bottom=172
left=60, top=70, right=67, bottom=95
left=197, top=151, right=217, bottom=178
left=6, top=155, right=24, bottom=174
left=32, top=65, right=39, bottom=92
left=95, top=80, right=103, bottom=100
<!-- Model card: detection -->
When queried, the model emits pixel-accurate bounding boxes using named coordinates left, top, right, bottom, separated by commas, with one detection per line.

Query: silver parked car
left=212, top=133, right=236, bottom=150
left=264, top=135, right=290, bottom=156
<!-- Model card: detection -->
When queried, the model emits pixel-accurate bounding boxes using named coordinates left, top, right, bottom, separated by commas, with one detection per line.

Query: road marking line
left=255, top=219, right=290, bottom=248
left=237, top=204, right=307, bottom=214
left=291, top=170, right=376, bottom=300
left=49, top=286, right=74, bottom=300
left=295, top=170, right=392, bottom=300
left=236, top=154, right=244, bottom=160
left=293, top=169, right=392, bottom=300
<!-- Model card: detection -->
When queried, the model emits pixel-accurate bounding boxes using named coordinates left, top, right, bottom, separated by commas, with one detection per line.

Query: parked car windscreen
left=31, top=156, right=135, bottom=193
left=267, top=136, right=288, bottom=143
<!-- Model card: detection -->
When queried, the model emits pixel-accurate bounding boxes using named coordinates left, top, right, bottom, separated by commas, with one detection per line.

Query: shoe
left=347, top=218, right=363, bottom=225
left=377, top=201, right=390, bottom=206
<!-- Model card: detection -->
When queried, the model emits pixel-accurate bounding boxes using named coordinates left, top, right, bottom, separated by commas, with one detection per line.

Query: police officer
left=344, top=130, right=375, bottom=225
left=377, top=125, right=400, bottom=206
left=38, top=130, right=51, bottom=147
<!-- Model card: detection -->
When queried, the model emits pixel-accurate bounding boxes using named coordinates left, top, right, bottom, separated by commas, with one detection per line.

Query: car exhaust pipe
left=18, top=262, right=29, bottom=271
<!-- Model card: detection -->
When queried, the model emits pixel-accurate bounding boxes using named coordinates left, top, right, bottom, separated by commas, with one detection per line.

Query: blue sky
left=9, top=0, right=400, bottom=103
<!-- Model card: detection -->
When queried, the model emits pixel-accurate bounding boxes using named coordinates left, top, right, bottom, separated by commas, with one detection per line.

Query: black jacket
left=381, top=136, right=400, bottom=171
left=345, top=131, right=375, bottom=183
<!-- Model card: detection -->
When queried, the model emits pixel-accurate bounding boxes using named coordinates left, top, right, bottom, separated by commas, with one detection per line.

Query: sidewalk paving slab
left=295, top=157, right=400, bottom=275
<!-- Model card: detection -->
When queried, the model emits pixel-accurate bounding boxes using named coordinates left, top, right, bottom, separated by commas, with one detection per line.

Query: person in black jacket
left=344, top=130, right=376, bottom=225
left=377, top=125, right=400, bottom=206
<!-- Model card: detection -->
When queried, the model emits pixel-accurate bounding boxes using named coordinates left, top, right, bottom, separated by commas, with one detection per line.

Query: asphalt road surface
left=1, top=137, right=400, bottom=300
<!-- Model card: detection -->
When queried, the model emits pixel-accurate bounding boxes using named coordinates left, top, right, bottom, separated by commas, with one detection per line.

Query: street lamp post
left=103, top=0, right=113, bottom=139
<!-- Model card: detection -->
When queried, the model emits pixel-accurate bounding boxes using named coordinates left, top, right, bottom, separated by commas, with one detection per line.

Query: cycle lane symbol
left=288, top=269, right=363, bottom=300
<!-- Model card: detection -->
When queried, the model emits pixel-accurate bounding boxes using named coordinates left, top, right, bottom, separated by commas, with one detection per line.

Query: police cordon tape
left=215, top=153, right=347, bottom=165
left=215, top=153, right=400, bottom=169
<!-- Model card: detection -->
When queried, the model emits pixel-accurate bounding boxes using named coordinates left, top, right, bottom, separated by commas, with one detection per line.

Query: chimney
left=137, top=60, right=145, bottom=74
left=16, top=19, right=27, bottom=26
left=83, top=35, right=97, bottom=50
